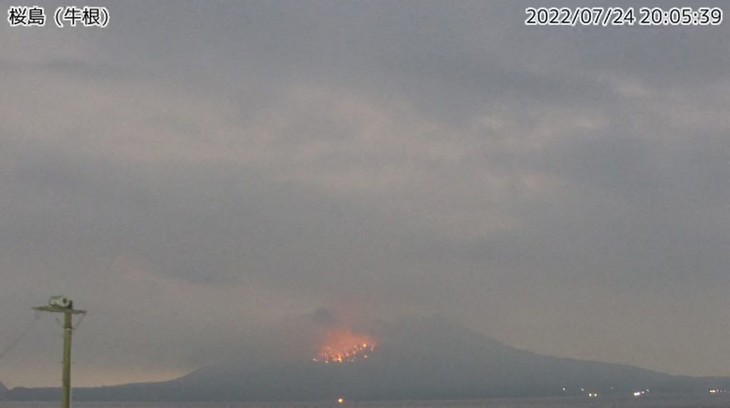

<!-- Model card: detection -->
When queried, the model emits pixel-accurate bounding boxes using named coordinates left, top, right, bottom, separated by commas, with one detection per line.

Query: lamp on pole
left=33, top=296, right=86, bottom=408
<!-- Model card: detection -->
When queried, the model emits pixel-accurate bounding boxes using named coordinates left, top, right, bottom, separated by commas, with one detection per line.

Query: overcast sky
left=1, top=0, right=730, bottom=388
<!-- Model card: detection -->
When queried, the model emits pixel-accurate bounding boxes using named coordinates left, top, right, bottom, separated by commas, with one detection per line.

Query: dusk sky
left=1, top=0, right=729, bottom=388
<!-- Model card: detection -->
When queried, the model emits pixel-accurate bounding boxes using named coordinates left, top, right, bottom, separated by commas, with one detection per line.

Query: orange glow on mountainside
left=313, top=329, right=377, bottom=364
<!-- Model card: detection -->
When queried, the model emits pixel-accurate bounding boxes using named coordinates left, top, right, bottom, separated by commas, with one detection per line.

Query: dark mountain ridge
left=6, top=317, right=729, bottom=401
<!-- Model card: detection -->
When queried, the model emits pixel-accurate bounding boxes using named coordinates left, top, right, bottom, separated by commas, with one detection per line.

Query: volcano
left=314, top=328, right=376, bottom=364
left=6, top=317, right=730, bottom=401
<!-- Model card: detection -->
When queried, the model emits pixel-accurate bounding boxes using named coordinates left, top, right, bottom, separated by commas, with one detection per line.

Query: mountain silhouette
left=6, top=317, right=728, bottom=401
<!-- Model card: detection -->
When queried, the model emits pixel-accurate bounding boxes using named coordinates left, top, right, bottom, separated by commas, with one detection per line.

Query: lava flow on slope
left=312, top=328, right=377, bottom=364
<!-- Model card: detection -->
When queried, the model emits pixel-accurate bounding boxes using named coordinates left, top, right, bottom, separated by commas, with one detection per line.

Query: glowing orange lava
left=313, top=328, right=376, bottom=364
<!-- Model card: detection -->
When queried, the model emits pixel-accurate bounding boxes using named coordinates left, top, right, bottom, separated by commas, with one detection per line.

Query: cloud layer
left=1, top=0, right=729, bottom=387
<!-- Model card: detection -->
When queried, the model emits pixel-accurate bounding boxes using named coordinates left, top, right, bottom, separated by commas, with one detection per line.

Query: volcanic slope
left=6, top=317, right=727, bottom=401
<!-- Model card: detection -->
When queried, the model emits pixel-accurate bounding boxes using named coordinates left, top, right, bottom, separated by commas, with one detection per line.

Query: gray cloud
left=1, top=0, right=729, bottom=387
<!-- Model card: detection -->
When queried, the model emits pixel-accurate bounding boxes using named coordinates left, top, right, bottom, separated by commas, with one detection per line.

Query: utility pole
left=33, top=296, right=86, bottom=408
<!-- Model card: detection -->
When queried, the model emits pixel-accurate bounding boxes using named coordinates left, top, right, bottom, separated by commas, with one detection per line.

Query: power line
left=0, top=313, right=41, bottom=363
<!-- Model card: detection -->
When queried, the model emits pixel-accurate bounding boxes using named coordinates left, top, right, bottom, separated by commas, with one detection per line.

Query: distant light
left=562, top=388, right=566, bottom=391
left=588, top=393, right=598, bottom=398
left=338, top=398, right=345, bottom=404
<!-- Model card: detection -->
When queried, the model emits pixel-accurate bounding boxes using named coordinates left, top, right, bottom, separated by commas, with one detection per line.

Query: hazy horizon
left=2, top=0, right=730, bottom=389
